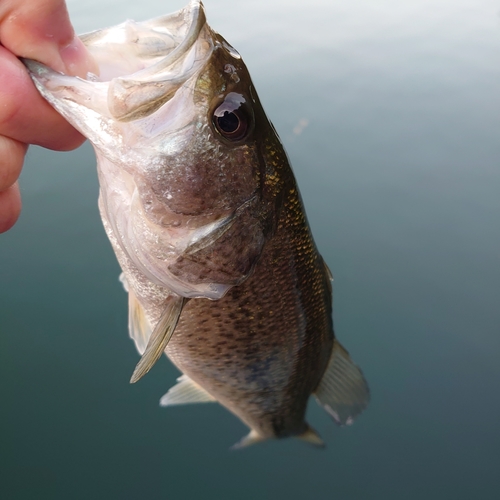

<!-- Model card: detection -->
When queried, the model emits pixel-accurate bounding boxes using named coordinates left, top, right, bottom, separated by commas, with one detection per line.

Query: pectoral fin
left=168, top=197, right=265, bottom=287
left=130, top=296, right=186, bottom=383
left=314, top=340, right=370, bottom=425
left=159, top=374, right=216, bottom=406
left=127, top=288, right=152, bottom=355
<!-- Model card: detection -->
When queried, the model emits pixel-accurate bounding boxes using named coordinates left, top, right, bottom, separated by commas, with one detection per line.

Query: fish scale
left=163, top=172, right=333, bottom=439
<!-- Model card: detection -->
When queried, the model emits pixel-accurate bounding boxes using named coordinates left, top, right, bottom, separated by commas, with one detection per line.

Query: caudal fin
left=231, top=426, right=325, bottom=450
left=231, top=430, right=266, bottom=450
left=297, top=426, right=325, bottom=448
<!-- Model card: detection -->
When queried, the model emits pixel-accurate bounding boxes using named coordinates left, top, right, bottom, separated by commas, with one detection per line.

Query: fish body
left=25, top=0, right=368, bottom=446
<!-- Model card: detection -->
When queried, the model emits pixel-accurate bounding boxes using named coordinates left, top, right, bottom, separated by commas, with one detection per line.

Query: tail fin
left=231, top=430, right=266, bottom=450
left=231, top=426, right=325, bottom=450
left=297, top=426, right=325, bottom=448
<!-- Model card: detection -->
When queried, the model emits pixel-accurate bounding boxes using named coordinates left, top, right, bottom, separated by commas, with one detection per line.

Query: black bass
left=25, top=0, right=369, bottom=447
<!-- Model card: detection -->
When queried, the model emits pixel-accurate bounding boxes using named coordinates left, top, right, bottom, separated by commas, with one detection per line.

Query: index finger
left=0, top=0, right=95, bottom=77
left=0, top=46, right=85, bottom=151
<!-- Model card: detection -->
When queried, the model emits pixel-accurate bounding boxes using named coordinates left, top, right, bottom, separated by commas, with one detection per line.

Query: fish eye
left=212, top=92, right=252, bottom=141
left=215, top=110, right=246, bottom=138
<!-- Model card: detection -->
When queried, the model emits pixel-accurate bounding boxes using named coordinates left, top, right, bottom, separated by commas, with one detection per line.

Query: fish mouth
left=24, top=0, right=213, bottom=122
left=86, top=0, right=210, bottom=121
left=23, top=0, right=244, bottom=300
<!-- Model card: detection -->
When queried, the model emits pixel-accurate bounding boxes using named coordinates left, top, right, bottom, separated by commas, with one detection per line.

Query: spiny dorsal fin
left=159, top=374, right=216, bottom=406
left=127, top=288, right=152, bottom=355
left=322, top=257, right=334, bottom=282
left=314, top=340, right=370, bottom=425
left=130, top=296, right=186, bottom=384
left=231, top=429, right=266, bottom=450
left=321, top=256, right=333, bottom=293
left=297, top=426, right=325, bottom=448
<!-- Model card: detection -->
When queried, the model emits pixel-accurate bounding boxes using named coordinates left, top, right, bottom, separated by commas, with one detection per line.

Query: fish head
left=25, top=0, right=284, bottom=299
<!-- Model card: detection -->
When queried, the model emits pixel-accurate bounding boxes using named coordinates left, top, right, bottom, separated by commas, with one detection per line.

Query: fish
left=24, top=0, right=369, bottom=447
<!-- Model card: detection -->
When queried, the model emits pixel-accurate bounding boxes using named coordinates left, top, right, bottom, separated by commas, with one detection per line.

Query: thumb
left=0, top=0, right=97, bottom=77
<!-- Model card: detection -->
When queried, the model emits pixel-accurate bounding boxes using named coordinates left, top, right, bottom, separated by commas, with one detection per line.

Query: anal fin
left=314, top=340, right=370, bottom=425
left=159, top=374, right=216, bottom=406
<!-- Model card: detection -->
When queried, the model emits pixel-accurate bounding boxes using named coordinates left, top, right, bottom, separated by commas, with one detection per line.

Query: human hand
left=0, top=0, right=96, bottom=233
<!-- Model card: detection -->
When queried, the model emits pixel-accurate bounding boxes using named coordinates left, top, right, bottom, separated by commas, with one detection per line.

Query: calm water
left=1, top=0, right=499, bottom=498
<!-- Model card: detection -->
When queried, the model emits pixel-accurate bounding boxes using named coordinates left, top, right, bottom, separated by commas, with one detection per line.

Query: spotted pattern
left=166, top=135, right=334, bottom=438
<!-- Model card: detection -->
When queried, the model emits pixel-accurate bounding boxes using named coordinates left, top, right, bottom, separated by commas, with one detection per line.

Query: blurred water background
left=1, top=0, right=499, bottom=498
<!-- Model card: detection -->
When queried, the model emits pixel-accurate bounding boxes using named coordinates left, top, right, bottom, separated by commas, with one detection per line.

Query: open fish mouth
left=83, top=0, right=211, bottom=121
left=25, top=0, right=213, bottom=122
left=82, top=0, right=207, bottom=81
left=22, top=0, right=259, bottom=301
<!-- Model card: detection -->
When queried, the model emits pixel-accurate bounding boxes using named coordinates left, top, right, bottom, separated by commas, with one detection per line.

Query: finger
left=0, top=46, right=85, bottom=151
left=0, top=182, right=21, bottom=233
left=0, top=0, right=97, bottom=78
left=0, top=135, right=27, bottom=191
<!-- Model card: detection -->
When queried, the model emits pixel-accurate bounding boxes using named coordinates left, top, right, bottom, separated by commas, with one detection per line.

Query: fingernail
left=59, top=36, right=99, bottom=78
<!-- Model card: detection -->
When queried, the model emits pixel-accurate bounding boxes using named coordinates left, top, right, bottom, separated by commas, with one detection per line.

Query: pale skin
left=0, top=0, right=96, bottom=233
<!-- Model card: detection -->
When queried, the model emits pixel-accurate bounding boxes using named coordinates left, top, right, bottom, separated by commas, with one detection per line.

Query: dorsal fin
left=322, top=257, right=334, bottom=282
left=314, top=340, right=370, bottom=425
left=321, top=256, right=333, bottom=293
left=159, top=374, right=216, bottom=406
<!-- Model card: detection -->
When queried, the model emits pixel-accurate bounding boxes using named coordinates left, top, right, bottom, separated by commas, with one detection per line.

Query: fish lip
left=24, top=0, right=207, bottom=83
left=23, top=0, right=213, bottom=124
left=113, top=0, right=207, bottom=83
left=105, top=1, right=209, bottom=121
left=22, top=58, right=49, bottom=78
